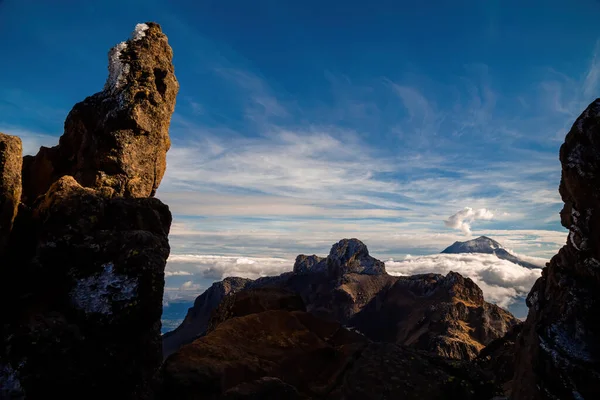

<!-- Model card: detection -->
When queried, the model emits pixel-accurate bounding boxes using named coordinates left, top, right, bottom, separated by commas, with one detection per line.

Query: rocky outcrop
left=512, top=99, right=600, bottom=399
left=21, top=22, right=178, bottom=204
left=160, top=289, right=504, bottom=399
left=0, top=22, right=177, bottom=399
left=162, top=277, right=252, bottom=358
left=0, top=133, right=21, bottom=255
left=349, top=272, right=519, bottom=360
left=327, top=238, right=386, bottom=277
left=292, top=254, right=325, bottom=274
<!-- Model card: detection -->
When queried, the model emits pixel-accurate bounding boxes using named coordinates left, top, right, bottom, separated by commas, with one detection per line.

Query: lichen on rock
left=70, top=262, right=139, bottom=315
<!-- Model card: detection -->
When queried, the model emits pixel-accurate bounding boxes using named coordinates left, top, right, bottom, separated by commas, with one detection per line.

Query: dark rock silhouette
left=477, top=323, right=523, bottom=396
left=0, top=22, right=178, bottom=399
left=512, top=99, right=600, bottom=399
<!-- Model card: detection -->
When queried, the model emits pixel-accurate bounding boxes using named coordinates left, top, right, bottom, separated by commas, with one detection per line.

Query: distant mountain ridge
left=441, top=236, right=541, bottom=269
left=163, top=238, right=518, bottom=362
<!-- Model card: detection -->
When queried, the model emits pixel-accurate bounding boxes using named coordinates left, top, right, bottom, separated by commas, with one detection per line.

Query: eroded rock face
left=292, top=254, right=325, bottom=274
left=349, top=272, right=518, bottom=360
left=0, top=133, right=22, bottom=255
left=512, top=98, right=600, bottom=400
left=0, top=22, right=177, bottom=399
left=21, top=22, right=179, bottom=204
left=327, top=238, right=386, bottom=277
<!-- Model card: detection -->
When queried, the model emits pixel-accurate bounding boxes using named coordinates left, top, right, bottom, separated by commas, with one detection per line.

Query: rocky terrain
left=159, top=287, right=505, bottom=400
left=442, top=236, right=541, bottom=269
left=0, top=22, right=178, bottom=399
left=164, top=238, right=519, bottom=363
left=1, top=19, right=599, bottom=400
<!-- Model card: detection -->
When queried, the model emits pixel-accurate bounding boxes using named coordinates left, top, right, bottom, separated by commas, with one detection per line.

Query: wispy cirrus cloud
left=214, top=67, right=289, bottom=122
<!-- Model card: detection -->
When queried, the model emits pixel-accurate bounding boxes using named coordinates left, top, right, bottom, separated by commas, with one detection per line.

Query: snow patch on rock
left=568, top=230, right=580, bottom=251
left=71, top=262, right=138, bottom=315
left=104, top=42, right=130, bottom=93
left=131, top=23, right=149, bottom=41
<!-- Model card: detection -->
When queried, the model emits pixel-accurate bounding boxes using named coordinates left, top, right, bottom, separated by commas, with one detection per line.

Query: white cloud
left=444, top=207, right=495, bottom=235
left=167, top=254, right=293, bottom=281
left=164, top=250, right=546, bottom=312
left=386, top=253, right=543, bottom=308
left=164, top=270, right=193, bottom=277
left=167, top=216, right=565, bottom=261
left=160, top=128, right=398, bottom=200
left=180, top=281, right=201, bottom=291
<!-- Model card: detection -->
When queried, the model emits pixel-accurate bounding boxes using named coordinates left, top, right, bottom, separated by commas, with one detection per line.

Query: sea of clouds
left=385, top=253, right=543, bottom=309
left=164, top=251, right=546, bottom=317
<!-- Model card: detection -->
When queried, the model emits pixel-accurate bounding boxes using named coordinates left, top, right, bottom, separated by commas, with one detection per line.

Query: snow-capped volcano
left=441, top=236, right=541, bottom=269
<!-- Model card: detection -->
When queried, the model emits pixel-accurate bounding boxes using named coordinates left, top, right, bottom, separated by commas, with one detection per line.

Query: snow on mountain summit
left=441, top=236, right=540, bottom=269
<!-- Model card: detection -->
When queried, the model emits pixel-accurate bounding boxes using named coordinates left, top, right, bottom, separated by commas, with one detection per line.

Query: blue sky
left=1, top=0, right=600, bottom=303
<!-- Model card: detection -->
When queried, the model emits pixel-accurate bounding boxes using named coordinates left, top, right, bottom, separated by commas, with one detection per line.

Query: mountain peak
left=441, top=236, right=540, bottom=269
left=442, top=236, right=503, bottom=254
left=327, top=238, right=386, bottom=276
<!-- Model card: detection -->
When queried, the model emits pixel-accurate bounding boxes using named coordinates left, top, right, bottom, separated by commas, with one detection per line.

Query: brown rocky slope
left=0, top=22, right=178, bottom=399
left=160, top=287, right=505, bottom=400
